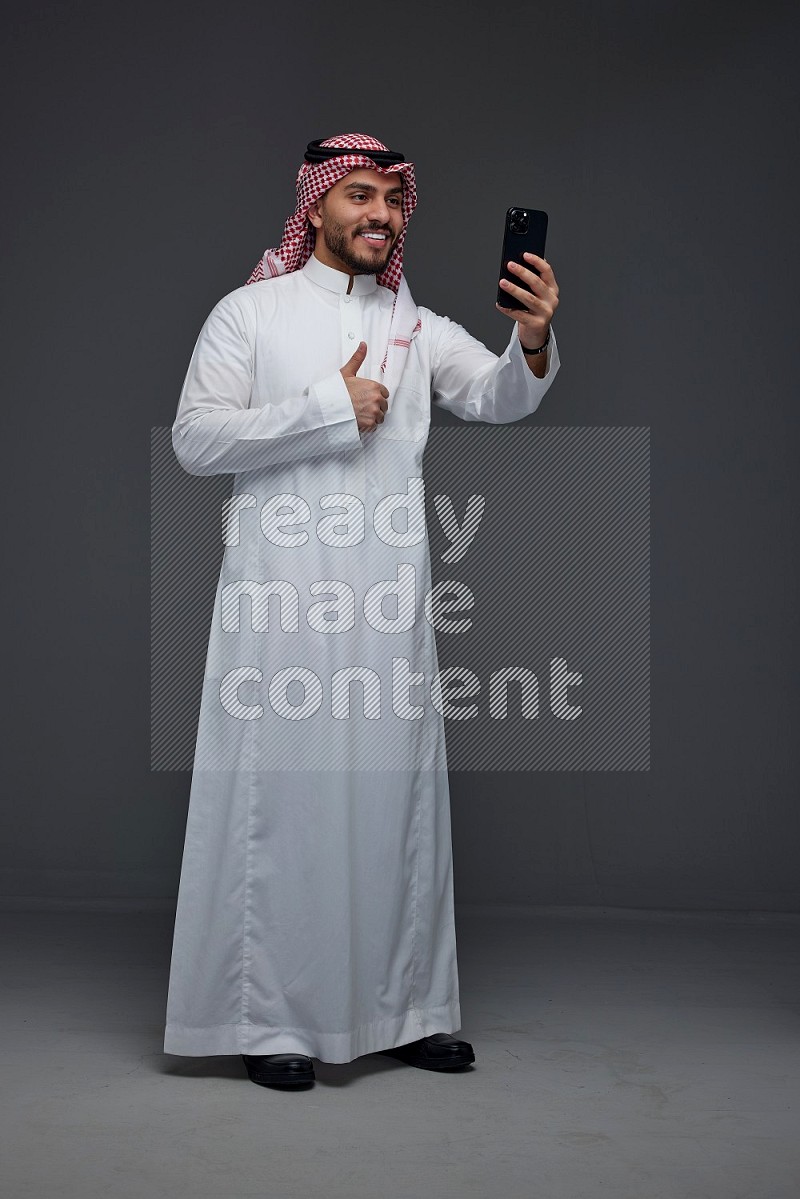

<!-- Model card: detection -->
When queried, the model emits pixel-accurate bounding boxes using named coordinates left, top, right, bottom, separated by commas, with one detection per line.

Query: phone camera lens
left=509, top=209, right=529, bottom=235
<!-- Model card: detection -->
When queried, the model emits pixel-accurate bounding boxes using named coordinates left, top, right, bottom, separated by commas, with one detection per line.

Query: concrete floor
left=1, top=905, right=799, bottom=1199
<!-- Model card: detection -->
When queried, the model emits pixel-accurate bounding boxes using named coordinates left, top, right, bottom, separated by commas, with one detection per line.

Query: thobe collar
left=302, top=252, right=379, bottom=297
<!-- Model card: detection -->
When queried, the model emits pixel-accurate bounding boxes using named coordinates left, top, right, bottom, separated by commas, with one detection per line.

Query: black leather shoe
left=242, top=1052, right=315, bottom=1087
left=379, top=1032, right=475, bottom=1071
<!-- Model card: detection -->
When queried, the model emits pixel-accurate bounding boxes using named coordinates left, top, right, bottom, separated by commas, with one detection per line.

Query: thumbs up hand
left=339, top=342, right=390, bottom=433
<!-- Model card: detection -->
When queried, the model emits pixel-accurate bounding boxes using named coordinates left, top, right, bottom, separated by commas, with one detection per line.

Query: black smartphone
left=497, top=208, right=548, bottom=310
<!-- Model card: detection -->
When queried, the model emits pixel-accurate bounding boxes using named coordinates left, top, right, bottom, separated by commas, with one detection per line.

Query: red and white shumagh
left=245, top=133, right=421, bottom=377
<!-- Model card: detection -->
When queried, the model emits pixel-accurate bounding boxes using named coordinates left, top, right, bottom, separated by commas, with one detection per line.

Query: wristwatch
left=520, top=328, right=551, bottom=356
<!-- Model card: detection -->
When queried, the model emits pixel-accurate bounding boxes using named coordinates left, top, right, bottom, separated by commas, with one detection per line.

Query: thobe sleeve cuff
left=509, top=323, right=560, bottom=384
left=429, top=309, right=561, bottom=424
left=307, top=370, right=363, bottom=452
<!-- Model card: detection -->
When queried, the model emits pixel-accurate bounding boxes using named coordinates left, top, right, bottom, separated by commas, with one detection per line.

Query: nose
left=366, top=195, right=393, bottom=226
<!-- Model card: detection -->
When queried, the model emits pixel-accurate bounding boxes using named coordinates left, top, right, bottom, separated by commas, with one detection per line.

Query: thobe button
left=347, top=331, right=355, bottom=339
left=343, top=297, right=351, bottom=304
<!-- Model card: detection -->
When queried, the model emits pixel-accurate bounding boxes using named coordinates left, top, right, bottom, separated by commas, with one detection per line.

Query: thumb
left=340, top=340, right=367, bottom=377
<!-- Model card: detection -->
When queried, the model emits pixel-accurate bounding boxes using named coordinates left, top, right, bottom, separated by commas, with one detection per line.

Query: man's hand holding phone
left=496, top=252, right=560, bottom=364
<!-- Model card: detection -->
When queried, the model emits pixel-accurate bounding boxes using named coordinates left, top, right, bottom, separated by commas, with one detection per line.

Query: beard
left=320, top=216, right=396, bottom=275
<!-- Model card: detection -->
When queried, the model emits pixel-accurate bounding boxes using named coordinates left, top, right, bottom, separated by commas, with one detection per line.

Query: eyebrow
left=343, top=181, right=403, bottom=195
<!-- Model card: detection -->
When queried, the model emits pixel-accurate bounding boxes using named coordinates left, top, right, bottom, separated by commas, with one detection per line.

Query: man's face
left=307, top=169, right=404, bottom=276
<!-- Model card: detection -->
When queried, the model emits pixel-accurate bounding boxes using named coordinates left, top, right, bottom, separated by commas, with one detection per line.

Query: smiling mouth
left=357, top=230, right=391, bottom=247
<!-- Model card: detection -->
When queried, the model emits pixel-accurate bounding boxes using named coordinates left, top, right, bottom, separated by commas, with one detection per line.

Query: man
left=164, top=133, right=560, bottom=1089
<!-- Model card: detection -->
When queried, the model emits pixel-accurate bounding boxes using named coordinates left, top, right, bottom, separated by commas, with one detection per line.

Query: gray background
left=3, top=0, right=797, bottom=910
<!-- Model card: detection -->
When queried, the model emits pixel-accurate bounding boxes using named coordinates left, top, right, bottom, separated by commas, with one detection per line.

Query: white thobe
left=163, top=253, right=560, bottom=1062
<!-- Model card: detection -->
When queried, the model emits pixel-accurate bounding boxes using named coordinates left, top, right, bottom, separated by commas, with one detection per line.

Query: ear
left=306, top=199, right=323, bottom=230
